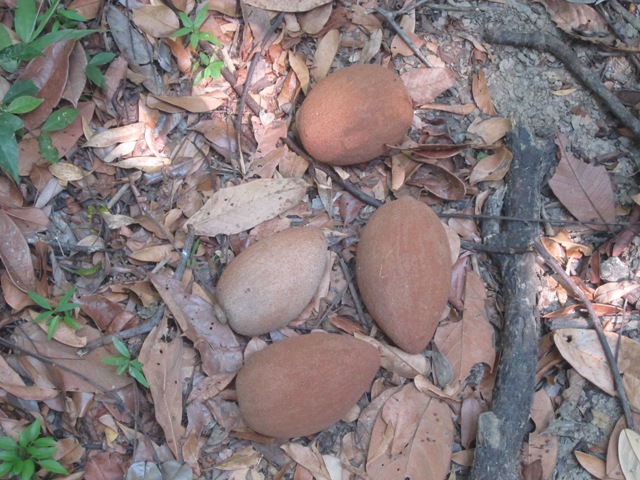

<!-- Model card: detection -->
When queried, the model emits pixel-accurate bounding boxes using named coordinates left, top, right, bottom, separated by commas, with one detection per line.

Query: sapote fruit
left=297, top=64, right=413, bottom=166
left=216, top=227, right=328, bottom=336
left=356, top=196, right=452, bottom=354
left=236, top=333, right=380, bottom=438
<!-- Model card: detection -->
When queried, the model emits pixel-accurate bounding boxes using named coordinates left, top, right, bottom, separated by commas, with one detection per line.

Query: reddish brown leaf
left=401, top=67, right=456, bottom=104
left=366, top=383, right=454, bottom=479
left=548, top=135, right=615, bottom=231
left=18, top=40, right=76, bottom=131
left=472, top=68, right=497, bottom=115
left=433, top=270, right=496, bottom=391
left=406, top=163, right=466, bottom=201
left=61, top=42, right=87, bottom=107
left=0, top=209, right=36, bottom=292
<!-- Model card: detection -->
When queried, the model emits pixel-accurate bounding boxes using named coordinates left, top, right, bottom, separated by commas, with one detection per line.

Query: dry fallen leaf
left=84, top=122, right=146, bottom=148
left=469, top=146, right=513, bottom=185
left=548, top=133, right=615, bottom=230
left=312, top=29, right=340, bottom=81
left=132, top=5, right=179, bottom=38
left=619, top=429, right=640, bottom=480
left=402, top=67, right=456, bottom=105
left=366, top=383, right=454, bottom=480
left=467, top=117, right=512, bottom=144
left=574, top=451, right=606, bottom=479
left=0, top=209, right=36, bottom=292
left=472, top=68, right=497, bottom=115
left=184, top=178, right=308, bottom=236
left=243, top=0, right=332, bottom=12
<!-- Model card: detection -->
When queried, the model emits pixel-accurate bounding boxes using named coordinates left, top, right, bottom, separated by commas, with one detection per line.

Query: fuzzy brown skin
left=297, top=64, right=413, bottom=166
left=356, top=197, right=452, bottom=354
left=216, top=227, right=328, bottom=336
left=236, top=333, right=380, bottom=438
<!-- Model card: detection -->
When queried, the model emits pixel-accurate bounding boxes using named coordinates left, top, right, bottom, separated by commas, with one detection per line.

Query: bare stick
left=533, top=240, right=634, bottom=429
left=373, top=7, right=433, bottom=68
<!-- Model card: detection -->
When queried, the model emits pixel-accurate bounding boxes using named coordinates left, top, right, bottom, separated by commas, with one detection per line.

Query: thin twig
left=533, top=240, right=634, bottom=429
left=373, top=7, right=433, bottom=67
left=484, top=30, right=640, bottom=138
left=338, top=257, right=369, bottom=330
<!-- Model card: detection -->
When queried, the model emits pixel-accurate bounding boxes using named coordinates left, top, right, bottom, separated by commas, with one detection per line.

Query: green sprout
left=0, top=419, right=68, bottom=480
left=28, top=288, right=81, bottom=340
left=103, top=338, right=150, bottom=388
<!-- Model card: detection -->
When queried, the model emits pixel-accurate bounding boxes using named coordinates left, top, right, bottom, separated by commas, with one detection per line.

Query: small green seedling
left=103, top=338, right=150, bottom=388
left=0, top=418, right=68, bottom=480
left=86, top=52, right=117, bottom=89
left=193, top=51, right=223, bottom=85
left=171, top=6, right=221, bottom=50
left=28, top=288, right=81, bottom=340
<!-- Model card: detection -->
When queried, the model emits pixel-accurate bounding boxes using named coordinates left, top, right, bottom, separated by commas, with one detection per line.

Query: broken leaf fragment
left=184, top=178, right=308, bottom=236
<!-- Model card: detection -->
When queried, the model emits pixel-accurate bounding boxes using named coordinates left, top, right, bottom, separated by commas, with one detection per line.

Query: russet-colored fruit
left=356, top=196, right=452, bottom=353
left=236, top=333, right=380, bottom=438
left=216, top=227, right=328, bottom=336
left=297, top=64, right=413, bottom=166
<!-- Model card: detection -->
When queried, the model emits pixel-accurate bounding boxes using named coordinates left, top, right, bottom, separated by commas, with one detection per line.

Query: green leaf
left=38, top=133, right=59, bottom=163
left=204, top=61, right=223, bottom=80
left=116, top=363, right=128, bottom=375
left=0, top=126, right=19, bottom=183
left=20, top=419, right=41, bottom=447
left=41, top=108, right=78, bottom=132
left=59, top=287, right=76, bottom=304
left=85, top=64, right=105, bottom=89
left=38, top=458, right=68, bottom=475
left=12, top=457, right=24, bottom=474
left=62, top=315, right=80, bottom=330
left=0, top=450, right=18, bottom=461
left=198, top=31, right=221, bottom=46
left=26, top=445, right=56, bottom=459
left=129, top=366, right=149, bottom=388
left=46, top=316, right=61, bottom=339
left=60, top=262, right=102, bottom=276
left=3, top=80, right=39, bottom=104
left=31, top=0, right=63, bottom=40
left=19, top=459, right=34, bottom=480
left=28, top=291, right=52, bottom=309
left=130, top=359, right=144, bottom=370
left=170, top=27, right=192, bottom=39
left=29, top=28, right=98, bottom=53
left=0, top=24, right=13, bottom=50
left=32, top=437, right=57, bottom=448
left=58, top=8, right=87, bottom=22
left=177, top=12, right=193, bottom=28
left=194, top=7, right=209, bottom=28
left=112, top=337, right=131, bottom=358
left=33, top=311, right=53, bottom=323
left=0, top=112, right=24, bottom=133
left=15, top=0, right=37, bottom=43
left=4, top=96, right=43, bottom=115
left=102, top=356, right=124, bottom=366
left=0, top=436, right=18, bottom=450
left=0, top=43, right=42, bottom=64
left=54, top=302, right=80, bottom=314
left=88, top=52, right=116, bottom=66
left=0, top=462, right=13, bottom=476
left=190, top=33, right=199, bottom=50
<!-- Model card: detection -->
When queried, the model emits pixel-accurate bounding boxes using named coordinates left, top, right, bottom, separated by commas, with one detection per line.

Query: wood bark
left=470, top=126, right=555, bottom=479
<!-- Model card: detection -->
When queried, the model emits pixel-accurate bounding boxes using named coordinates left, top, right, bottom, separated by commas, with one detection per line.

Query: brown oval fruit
left=297, top=64, right=413, bottom=166
left=236, top=333, right=380, bottom=438
left=356, top=197, right=452, bottom=354
left=216, top=227, right=328, bottom=336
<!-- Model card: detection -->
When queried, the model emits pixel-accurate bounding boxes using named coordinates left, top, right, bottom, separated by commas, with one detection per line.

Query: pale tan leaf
left=214, top=445, right=261, bottom=471
left=69, top=0, right=101, bottom=19
left=84, top=122, right=146, bottom=148
left=575, top=451, right=606, bottom=479
left=401, top=67, right=456, bottom=105
left=113, top=156, right=171, bottom=172
left=451, top=450, right=474, bottom=467
left=49, top=162, right=90, bottom=181
left=619, top=428, right=640, bottom=480
left=418, top=103, right=476, bottom=115
left=469, top=146, right=513, bottom=185
left=149, top=93, right=227, bottom=113
left=366, top=383, right=453, bottom=480
left=548, top=133, right=615, bottom=230
left=553, top=329, right=640, bottom=410
left=467, top=117, right=512, bottom=144
left=184, top=178, right=308, bottom=236
left=433, top=271, right=496, bottom=390
left=299, top=2, right=332, bottom=34
left=289, top=51, right=310, bottom=94
left=30, top=308, right=86, bottom=347
left=243, top=0, right=332, bottom=12
left=594, top=281, right=640, bottom=304
left=132, top=5, right=179, bottom=38
left=0, top=210, right=36, bottom=292
left=281, top=443, right=331, bottom=480
left=128, top=244, right=175, bottom=262
left=312, top=29, right=340, bottom=81
left=530, top=389, right=554, bottom=435
left=471, top=68, right=497, bottom=115
left=355, top=332, right=429, bottom=378
left=100, top=212, right=138, bottom=229
left=140, top=317, right=186, bottom=459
